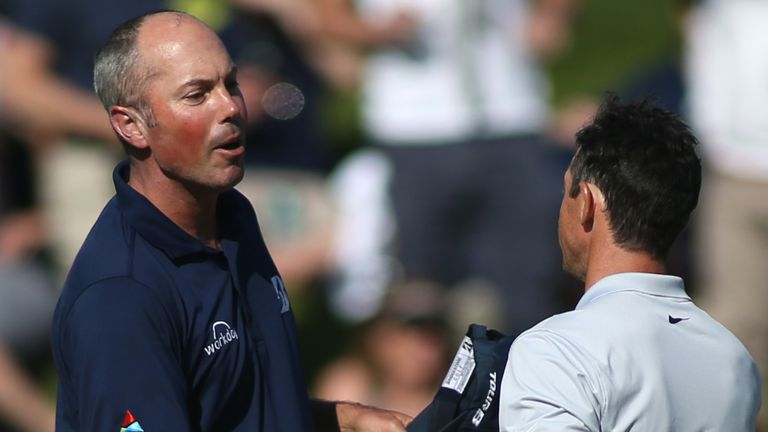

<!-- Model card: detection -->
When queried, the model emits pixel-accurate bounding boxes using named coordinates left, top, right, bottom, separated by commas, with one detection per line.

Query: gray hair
left=93, top=13, right=161, bottom=127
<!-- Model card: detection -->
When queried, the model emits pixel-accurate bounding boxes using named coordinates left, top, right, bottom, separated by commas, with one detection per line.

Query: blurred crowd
left=1, top=0, right=768, bottom=431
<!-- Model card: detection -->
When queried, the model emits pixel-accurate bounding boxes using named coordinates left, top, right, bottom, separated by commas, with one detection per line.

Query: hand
left=336, top=401, right=412, bottom=432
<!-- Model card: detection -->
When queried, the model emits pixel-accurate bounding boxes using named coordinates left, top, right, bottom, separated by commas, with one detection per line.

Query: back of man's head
left=569, top=94, right=701, bottom=260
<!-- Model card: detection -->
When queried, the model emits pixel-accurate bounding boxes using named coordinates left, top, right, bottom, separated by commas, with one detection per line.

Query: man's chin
left=210, top=166, right=245, bottom=192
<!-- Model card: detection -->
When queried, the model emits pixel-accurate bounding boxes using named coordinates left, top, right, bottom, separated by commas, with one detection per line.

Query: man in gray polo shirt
left=499, top=95, right=761, bottom=431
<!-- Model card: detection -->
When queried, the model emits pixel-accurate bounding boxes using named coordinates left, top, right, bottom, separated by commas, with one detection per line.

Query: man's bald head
left=93, top=10, right=212, bottom=128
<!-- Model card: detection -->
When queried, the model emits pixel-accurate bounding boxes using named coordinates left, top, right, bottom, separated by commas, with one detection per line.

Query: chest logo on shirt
left=271, top=276, right=290, bottom=313
left=203, top=321, right=240, bottom=357
left=668, top=315, right=690, bottom=324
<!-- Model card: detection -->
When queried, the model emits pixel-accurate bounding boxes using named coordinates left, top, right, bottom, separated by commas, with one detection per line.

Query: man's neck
left=128, top=163, right=221, bottom=249
left=579, top=213, right=667, bottom=293
left=583, top=244, right=667, bottom=292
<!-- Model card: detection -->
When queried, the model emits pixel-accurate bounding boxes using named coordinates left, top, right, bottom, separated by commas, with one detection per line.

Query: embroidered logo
left=203, top=321, right=239, bottom=357
left=668, top=315, right=690, bottom=324
left=271, top=275, right=290, bottom=313
left=120, top=410, right=144, bottom=432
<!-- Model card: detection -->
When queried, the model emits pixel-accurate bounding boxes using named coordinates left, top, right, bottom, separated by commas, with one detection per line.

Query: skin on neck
left=128, top=159, right=221, bottom=249
left=582, top=226, right=667, bottom=291
left=574, top=182, right=667, bottom=292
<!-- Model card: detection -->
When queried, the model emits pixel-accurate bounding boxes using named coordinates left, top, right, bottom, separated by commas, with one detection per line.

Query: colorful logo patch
left=120, top=410, right=144, bottom=432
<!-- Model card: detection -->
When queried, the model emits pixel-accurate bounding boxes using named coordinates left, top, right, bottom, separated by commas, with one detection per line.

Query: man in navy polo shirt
left=51, top=10, right=411, bottom=432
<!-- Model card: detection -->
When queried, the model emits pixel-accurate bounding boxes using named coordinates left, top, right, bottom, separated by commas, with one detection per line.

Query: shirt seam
left=59, top=274, right=183, bottom=373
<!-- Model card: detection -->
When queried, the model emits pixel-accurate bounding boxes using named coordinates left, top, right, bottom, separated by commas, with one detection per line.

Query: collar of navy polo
left=113, top=159, right=242, bottom=260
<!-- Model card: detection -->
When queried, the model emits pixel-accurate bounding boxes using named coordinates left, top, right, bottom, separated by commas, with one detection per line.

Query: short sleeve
left=498, top=330, right=603, bottom=432
left=55, top=277, right=193, bottom=431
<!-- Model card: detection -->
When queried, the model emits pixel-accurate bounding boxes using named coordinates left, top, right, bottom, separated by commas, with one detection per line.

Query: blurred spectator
left=0, top=132, right=57, bottom=432
left=0, top=14, right=58, bottom=432
left=619, top=0, right=696, bottom=290
left=0, top=132, right=54, bottom=359
left=685, top=0, right=768, bottom=428
left=317, top=0, right=579, bottom=336
left=2, top=0, right=164, bottom=281
left=327, top=147, right=510, bottom=330
left=313, top=281, right=451, bottom=417
left=220, top=5, right=339, bottom=289
left=0, top=343, right=54, bottom=432
left=326, top=148, right=397, bottom=321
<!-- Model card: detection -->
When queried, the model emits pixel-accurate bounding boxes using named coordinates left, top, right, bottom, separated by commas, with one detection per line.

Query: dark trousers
left=384, top=136, right=573, bottom=336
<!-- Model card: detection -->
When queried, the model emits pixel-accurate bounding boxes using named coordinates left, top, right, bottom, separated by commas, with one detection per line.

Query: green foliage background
left=548, top=0, right=681, bottom=103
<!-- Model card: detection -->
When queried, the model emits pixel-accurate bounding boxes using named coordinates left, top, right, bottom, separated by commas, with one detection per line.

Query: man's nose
left=219, top=88, right=244, bottom=123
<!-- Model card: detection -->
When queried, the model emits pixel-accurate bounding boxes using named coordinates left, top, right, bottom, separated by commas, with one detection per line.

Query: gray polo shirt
left=500, top=272, right=760, bottom=431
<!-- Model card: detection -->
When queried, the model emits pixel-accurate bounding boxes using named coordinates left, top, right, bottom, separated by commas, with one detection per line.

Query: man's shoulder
left=58, top=198, right=177, bottom=322
left=66, top=197, right=136, bottom=287
left=514, top=292, right=759, bottom=377
left=523, top=308, right=597, bottom=340
left=511, top=304, right=633, bottom=363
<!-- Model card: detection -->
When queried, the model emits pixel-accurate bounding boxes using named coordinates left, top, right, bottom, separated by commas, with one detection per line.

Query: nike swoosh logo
left=668, top=315, right=690, bottom=324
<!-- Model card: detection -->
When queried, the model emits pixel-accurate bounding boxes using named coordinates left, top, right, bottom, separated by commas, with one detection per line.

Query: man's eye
left=185, top=92, right=206, bottom=102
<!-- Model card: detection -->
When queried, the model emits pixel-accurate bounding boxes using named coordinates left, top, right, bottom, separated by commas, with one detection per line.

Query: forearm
left=315, top=0, right=410, bottom=48
left=1, top=28, right=117, bottom=145
left=3, top=71, right=116, bottom=144
left=229, top=0, right=322, bottom=43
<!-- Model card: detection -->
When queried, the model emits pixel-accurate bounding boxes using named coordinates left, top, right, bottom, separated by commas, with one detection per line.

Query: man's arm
left=0, top=24, right=117, bottom=146
left=55, top=278, right=192, bottom=431
left=311, top=399, right=411, bottom=432
left=314, top=0, right=416, bottom=49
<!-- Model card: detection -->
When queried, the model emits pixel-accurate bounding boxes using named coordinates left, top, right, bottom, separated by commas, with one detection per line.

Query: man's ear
left=577, top=181, right=595, bottom=232
left=109, top=105, right=149, bottom=150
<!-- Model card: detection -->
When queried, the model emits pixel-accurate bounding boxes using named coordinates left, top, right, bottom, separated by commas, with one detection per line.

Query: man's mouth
left=213, top=132, right=245, bottom=157
left=215, top=133, right=243, bottom=150
left=218, top=141, right=241, bottom=150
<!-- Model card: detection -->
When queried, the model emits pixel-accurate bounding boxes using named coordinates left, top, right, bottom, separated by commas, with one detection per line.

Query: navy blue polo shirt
left=51, top=161, right=314, bottom=431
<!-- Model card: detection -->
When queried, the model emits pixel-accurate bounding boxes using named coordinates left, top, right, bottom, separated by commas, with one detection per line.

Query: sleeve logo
left=120, top=410, right=144, bottom=431
left=271, top=276, right=290, bottom=313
